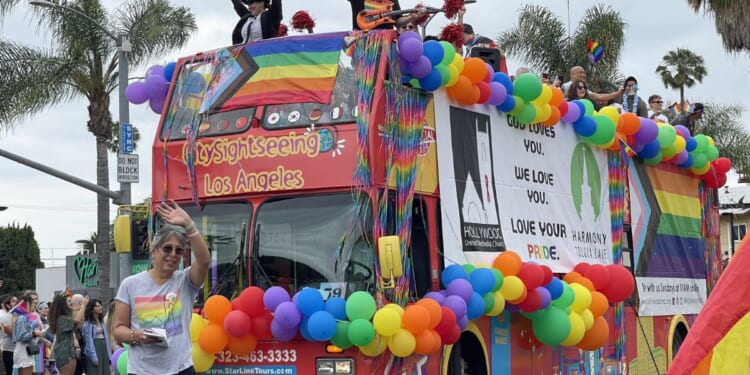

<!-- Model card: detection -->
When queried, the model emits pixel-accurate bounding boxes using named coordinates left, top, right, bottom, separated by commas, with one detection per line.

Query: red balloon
left=558, top=101, right=569, bottom=117
left=518, top=288, right=542, bottom=312
left=476, top=81, right=491, bottom=104
left=223, top=310, right=253, bottom=338
left=240, top=287, right=266, bottom=317
left=584, top=264, right=611, bottom=291
left=600, top=265, right=634, bottom=302
left=573, top=262, right=591, bottom=275
left=250, top=311, right=274, bottom=340
left=441, top=326, right=461, bottom=345
left=518, top=263, right=545, bottom=289
left=540, top=265, right=553, bottom=286
left=434, top=307, right=457, bottom=336
left=714, top=157, right=732, bottom=174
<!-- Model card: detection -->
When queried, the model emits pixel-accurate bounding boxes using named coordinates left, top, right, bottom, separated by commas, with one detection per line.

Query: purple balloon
left=674, top=125, right=691, bottom=139
left=537, top=287, right=552, bottom=309
left=145, top=73, right=169, bottom=100
left=274, top=301, right=302, bottom=329
left=492, top=72, right=513, bottom=95
left=397, top=30, right=421, bottom=45
left=125, top=82, right=149, bottom=105
left=149, top=97, right=165, bottom=114
left=399, top=38, right=424, bottom=63
left=447, top=278, right=474, bottom=302
left=146, top=64, right=165, bottom=78
left=424, top=291, right=446, bottom=304
left=264, top=286, right=291, bottom=312
left=442, top=295, right=467, bottom=318
left=487, top=82, right=508, bottom=106
left=674, top=150, right=690, bottom=165
left=408, top=55, right=432, bottom=79
left=631, top=142, right=645, bottom=153
left=485, top=63, right=495, bottom=78
left=271, top=319, right=298, bottom=341
left=457, top=314, right=469, bottom=331
left=561, top=100, right=581, bottom=123
left=635, top=117, right=659, bottom=144
left=110, top=347, right=125, bottom=369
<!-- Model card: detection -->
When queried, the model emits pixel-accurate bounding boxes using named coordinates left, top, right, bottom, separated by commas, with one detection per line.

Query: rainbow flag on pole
left=586, top=40, right=603, bottom=63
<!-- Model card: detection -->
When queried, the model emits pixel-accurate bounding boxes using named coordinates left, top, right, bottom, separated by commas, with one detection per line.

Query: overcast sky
left=1, top=0, right=748, bottom=266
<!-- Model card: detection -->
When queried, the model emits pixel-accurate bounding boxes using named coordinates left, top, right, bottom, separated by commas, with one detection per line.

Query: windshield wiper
left=251, top=224, right=274, bottom=289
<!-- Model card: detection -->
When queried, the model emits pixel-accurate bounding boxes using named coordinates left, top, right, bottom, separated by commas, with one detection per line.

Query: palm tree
left=655, top=48, right=707, bottom=109
left=497, top=4, right=627, bottom=91
left=75, top=232, right=97, bottom=254
left=695, top=103, right=750, bottom=180
left=0, top=0, right=196, bottom=302
left=686, top=0, right=750, bottom=53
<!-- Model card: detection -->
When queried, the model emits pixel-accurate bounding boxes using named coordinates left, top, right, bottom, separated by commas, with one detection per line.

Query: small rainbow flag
left=669, top=102, right=682, bottom=117
left=684, top=99, right=692, bottom=113
left=587, top=40, right=603, bottom=64
left=10, top=300, right=37, bottom=321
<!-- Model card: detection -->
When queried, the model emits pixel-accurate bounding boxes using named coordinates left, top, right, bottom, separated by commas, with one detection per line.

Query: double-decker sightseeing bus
left=142, top=30, right=722, bottom=375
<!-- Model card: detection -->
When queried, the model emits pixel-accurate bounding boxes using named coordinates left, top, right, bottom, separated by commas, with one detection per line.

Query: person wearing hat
left=462, top=23, right=497, bottom=57
left=231, top=0, right=283, bottom=45
left=672, top=102, right=704, bottom=134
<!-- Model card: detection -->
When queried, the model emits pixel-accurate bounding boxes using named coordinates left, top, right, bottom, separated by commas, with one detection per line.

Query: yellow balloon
left=598, top=106, right=620, bottom=126
left=533, top=104, right=551, bottom=123
left=532, top=84, right=553, bottom=105
left=562, top=312, right=586, bottom=346
left=387, top=329, right=416, bottom=358
left=192, top=345, right=215, bottom=372
left=359, top=335, right=387, bottom=357
left=486, top=291, right=506, bottom=316
left=373, top=308, right=402, bottom=337
left=190, top=314, right=208, bottom=343
left=451, top=53, right=465, bottom=74
left=707, top=135, right=715, bottom=147
left=673, top=136, right=687, bottom=153
left=570, top=283, right=592, bottom=312
left=580, top=309, right=594, bottom=331
left=691, top=163, right=711, bottom=175
left=446, top=65, right=460, bottom=87
left=500, top=276, right=526, bottom=301
left=383, top=303, right=405, bottom=317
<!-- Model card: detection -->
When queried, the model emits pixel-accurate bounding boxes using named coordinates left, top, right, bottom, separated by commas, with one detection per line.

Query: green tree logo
left=570, top=143, right=602, bottom=221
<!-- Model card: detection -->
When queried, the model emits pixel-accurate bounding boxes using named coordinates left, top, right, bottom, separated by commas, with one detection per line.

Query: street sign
left=121, top=123, right=134, bottom=154
left=117, top=154, right=139, bottom=183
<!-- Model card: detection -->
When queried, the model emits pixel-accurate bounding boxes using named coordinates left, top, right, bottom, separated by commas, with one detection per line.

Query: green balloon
left=694, top=135, right=709, bottom=152
left=644, top=152, right=663, bottom=165
left=435, top=64, right=451, bottom=87
left=482, top=292, right=495, bottom=314
left=512, top=73, right=543, bottom=102
left=657, top=125, right=677, bottom=147
left=462, top=264, right=477, bottom=275
left=691, top=152, right=708, bottom=169
left=515, top=104, right=537, bottom=124
left=532, top=306, right=571, bottom=345
left=331, top=321, right=354, bottom=349
left=346, top=291, right=376, bottom=320
left=706, top=146, right=719, bottom=161
left=347, top=318, right=376, bottom=346
left=580, top=99, right=595, bottom=116
left=117, top=349, right=129, bottom=375
left=552, top=282, right=575, bottom=308
left=439, top=41, right=457, bottom=66
left=491, top=268, right=504, bottom=292
left=409, top=78, right=422, bottom=89
left=587, top=115, right=616, bottom=145
left=521, top=308, right=547, bottom=321
left=510, top=95, right=525, bottom=115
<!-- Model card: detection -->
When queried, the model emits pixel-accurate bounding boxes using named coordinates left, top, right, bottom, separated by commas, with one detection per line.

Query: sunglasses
left=161, top=245, right=185, bottom=255
left=577, top=85, right=586, bottom=90
left=651, top=100, right=663, bottom=104
left=399, top=24, right=416, bottom=30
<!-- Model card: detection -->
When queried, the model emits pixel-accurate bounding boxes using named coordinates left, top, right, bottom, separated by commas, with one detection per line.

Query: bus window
left=385, top=193, right=432, bottom=300
left=261, top=51, right=356, bottom=129
left=252, top=193, right=373, bottom=298
left=180, top=202, right=252, bottom=306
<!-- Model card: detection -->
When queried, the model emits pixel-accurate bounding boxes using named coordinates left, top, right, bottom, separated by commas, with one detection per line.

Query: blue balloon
left=422, top=40, right=444, bottom=66
left=469, top=268, right=496, bottom=295
left=573, top=116, right=597, bottom=137
left=639, top=140, right=662, bottom=159
left=492, top=72, right=513, bottom=96
left=497, top=95, right=516, bottom=112
left=677, top=154, right=694, bottom=168
left=418, top=69, right=443, bottom=92
left=163, top=62, right=177, bottom=82
left=685, top=137, right=698, bottom=152
left=545, top=277, right=564, bottom=300
left=442, top=264, right=469, bottom=288
left=307, top=311, right=337, bottom=341
left=299, top=316, right=314, bottom=341
left=324, top=297, right=347, bottom=321
left=466, top=292, right=486, bottom=320
left=296, top=288, right=325, bottom=316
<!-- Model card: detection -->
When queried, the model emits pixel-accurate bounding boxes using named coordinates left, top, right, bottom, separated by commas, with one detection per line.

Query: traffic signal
left=131, top=219, right=150, bottom=259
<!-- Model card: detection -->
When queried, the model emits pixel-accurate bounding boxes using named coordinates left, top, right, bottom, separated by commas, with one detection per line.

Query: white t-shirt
left=115, top=268, right=201, bottom=374
left=0, top=309, right=13, bottom=352
left=241, top=14, right=264, bottom=43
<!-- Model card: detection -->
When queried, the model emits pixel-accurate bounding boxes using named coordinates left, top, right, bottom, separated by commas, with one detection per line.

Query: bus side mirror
left=114, top=215, right=131, bottom=253
left=378, top=235, right=403, bottom=289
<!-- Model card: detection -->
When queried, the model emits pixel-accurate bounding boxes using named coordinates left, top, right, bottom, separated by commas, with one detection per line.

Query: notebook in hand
left=144, top=328, right=168, bottom=347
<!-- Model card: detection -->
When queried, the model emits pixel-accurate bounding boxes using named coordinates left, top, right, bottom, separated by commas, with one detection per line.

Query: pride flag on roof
left=202, top=33, right=345, bottom=111
left=668, top=232, right=750, bottom=375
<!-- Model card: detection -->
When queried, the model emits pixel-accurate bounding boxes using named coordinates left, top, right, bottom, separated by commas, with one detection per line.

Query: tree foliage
left=0, top=223, right=44, bottom=295
left=686, top=0, right=750, bottom=53
left=497, top=4, right=627, bottom=91
left=655, top=48, right=707, bottom=108
left=694, top=102, right=750, bottom=173
left=0, top=0, right=196, bottom=302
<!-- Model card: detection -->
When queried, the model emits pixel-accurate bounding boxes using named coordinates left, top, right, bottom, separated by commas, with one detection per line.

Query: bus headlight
left=316, top=358, right=354, bottom=374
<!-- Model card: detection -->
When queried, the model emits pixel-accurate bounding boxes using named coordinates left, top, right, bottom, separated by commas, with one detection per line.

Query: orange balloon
left=576, top=277, right=595, bottom=291
left=541, top=105, right=561, bottom=126
left=413, top=329, right=437, bottom=355
left=493, top=251, right=522, bottom=276
left=446, top=76, right=472, bottom=101
left=462, top=58, right=487, bottom=84
left=198, top=323, right=229, bottom=354
left=618, top=113, right=641, bottom=135
left=204, top=295, right=232, bottom=324
left=227, top=334, right=258, bottom=355
left=415, top=299, right=443, bottom=329
left=589, top=291, right=609, bottom=318
left=402, top=305, right=431, bottom=334
left=507, top=288, right=528, bottom=305
left=428, top=329, right=442, bottom=354
left=458, top=85, right=481, bottom=105
left=549, top=86, right=565, bottom=106
left=577, top=316, right=610, bottom=350
left=563, top=271, right=583, bottom=284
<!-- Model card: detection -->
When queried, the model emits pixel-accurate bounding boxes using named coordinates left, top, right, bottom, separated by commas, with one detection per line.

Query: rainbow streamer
left=700, top=184, right=723, bottom=292
left=353, top=30, right=391, bottom=188
left=608, top=152, right=627, bottom=367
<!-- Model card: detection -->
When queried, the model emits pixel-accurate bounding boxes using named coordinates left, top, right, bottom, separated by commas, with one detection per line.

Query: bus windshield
left=253, top=193, right=374, bottom=299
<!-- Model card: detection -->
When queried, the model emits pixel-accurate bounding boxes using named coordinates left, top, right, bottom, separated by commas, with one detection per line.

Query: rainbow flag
left=667, top=232, right=750, bottom=375
left=220, top=33, right=346, bottom=109
left=684, top=99, right=692, bottom=113
left=586, top=40, right=603, bottom=64
left=669, top=102, right=682, bottom=117
left=10, top=300, right=37, bottom=321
